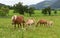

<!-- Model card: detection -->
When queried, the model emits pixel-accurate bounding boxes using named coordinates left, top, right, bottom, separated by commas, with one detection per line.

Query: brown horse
left=36, top=19, right=47, bottom=27
left=11, top=15, right=25, bottom=28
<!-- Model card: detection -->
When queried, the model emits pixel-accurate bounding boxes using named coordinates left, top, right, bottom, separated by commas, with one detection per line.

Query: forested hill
left=30, top=0, right=60, bottom=9
left=0, top=3, right=6, bottom=7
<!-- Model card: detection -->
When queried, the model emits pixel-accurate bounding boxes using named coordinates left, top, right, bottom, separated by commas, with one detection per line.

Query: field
left=0, top=10, right=60, bottom=38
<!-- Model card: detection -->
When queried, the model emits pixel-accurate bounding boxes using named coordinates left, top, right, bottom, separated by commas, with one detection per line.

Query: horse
left=11, top=15, right=25, bottom=29
left=36, top=19, right=47, bottom=27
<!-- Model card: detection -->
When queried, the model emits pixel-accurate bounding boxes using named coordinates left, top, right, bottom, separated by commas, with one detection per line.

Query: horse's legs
left=14, top=24, right=16, bottom=29
left=23, top=21, right=25, bottom=28
left=36, top=23, right=38, bottom=27
left=18, top=24, right=19, bottom=28
left=20, top=23, right=21, bottom=27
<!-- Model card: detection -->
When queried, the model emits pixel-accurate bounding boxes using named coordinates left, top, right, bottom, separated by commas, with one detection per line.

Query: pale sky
left=0, top=0, right=44, bottom=6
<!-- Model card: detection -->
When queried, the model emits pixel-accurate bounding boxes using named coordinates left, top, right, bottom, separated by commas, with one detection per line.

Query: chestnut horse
left=36, top=19, right=47, bottom=27
left=11, top=15, right=25, bottom=28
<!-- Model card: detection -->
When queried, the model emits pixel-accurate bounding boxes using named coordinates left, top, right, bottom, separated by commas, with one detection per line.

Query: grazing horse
left=47, top=21, right=53, bottom=26
left=25, top=18, right=35, bottom=27
left=36, top=19, right=47, bottom=27
left=11, top=15, right=25, bottom=28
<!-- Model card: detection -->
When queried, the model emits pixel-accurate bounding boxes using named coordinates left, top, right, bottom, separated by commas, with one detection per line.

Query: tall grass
left=0, top=10, right=60, bottom=38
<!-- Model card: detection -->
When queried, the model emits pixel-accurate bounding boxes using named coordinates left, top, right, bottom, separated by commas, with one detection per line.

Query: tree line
left=0, top=2, right=35, bottom=16
left=0, top=2, right=58, bottom=17
left=42, top=6, right=57, bottom=16
left=13, top=2, right=35, bottom=16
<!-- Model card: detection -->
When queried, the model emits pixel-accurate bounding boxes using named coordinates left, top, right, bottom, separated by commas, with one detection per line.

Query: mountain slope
left=30, top=0, right=59, bottom=9
left=30, top=1, right=55, bottom=9
left=0, top=3, right=5, bottom=7
left=51, top=0, right=60, bottom=9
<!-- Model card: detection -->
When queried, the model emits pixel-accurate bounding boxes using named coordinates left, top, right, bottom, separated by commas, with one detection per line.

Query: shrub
left=0, top=6, right=9, bottom=16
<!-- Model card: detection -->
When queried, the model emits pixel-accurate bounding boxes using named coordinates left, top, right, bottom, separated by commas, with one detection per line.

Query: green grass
left=0, top=10, right=60, bottom=38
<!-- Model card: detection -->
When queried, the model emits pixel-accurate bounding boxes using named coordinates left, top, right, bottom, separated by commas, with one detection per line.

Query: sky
left=0, top=0, right=44, bottom=6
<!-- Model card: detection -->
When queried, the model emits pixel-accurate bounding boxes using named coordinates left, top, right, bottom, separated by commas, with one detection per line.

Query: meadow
left=0, top=10, right=60, bottom=38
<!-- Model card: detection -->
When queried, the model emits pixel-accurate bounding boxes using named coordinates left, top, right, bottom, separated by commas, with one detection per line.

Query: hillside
left=51, top=0, right=60, bottom=9
left=0, top=3, right=5, bottom=7
left=30, top=0, right=60, bottom=9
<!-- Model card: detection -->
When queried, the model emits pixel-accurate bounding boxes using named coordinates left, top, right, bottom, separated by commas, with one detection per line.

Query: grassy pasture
left=0, top=10, right=60, bottom=38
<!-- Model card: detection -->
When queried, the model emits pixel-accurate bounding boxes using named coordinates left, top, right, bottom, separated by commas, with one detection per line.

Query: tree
left=0, top=6, right=9, bottom=16
left=7, top=6, right=13, bottom=9
left=47, top=6, right=51, bottom=16
left=23, top=5, right=28, bottom=13
left=13, top=2, right=35, bottom=16
left=54, top=10, right=57, bottom=15
left=42, top=6, right=51, bottom=16
left=28, top=7, right=35, bottom=16
left=13, top=2, right=24, bottom=15
left=42, top=8, right=47, bottom=15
